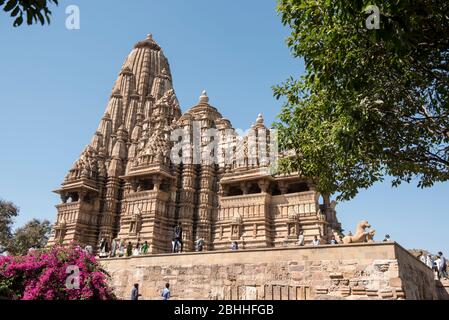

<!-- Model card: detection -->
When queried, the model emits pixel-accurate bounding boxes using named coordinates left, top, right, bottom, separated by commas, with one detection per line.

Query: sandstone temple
left=48, top=34, right=341, bottom=253
left=45, top=35, right=449, bottom=300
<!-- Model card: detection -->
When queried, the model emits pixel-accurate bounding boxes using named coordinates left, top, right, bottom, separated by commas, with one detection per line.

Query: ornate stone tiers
left=48, top=35, right=341, bottom=253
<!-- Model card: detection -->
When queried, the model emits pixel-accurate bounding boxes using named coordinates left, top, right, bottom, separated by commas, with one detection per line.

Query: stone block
left=339, top=287, right=351, bottom=297
left=315, top=287, right=328, bottom=295
left=379, top=289, right=394, bottom=299
left=351, top=286, right=366, bottom=296
left=389, top=277, right=402, bottom=288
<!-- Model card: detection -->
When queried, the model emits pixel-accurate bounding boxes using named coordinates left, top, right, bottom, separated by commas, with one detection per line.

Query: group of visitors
left=92, top=239, right=150, bottom=258
left=296, top=232, right=339, bottom=246
left=418, top=251, right=448, bottom=280
left=131, top=282, right=171, bottom=301
left=95, top=224, right=198, bottom=257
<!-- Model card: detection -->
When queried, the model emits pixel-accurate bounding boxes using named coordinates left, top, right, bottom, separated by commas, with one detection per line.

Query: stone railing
left=272, top=202, right=317, bottom=219
left=218, top=204, right=267, bottom=220
left=55, top=202, right=81, bottom=223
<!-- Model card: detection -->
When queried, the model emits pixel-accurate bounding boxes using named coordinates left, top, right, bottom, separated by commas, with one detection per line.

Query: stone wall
left=393, top=245, right=437, bottom=299
left=101, top=242, right=440, bottom=300
left=436, top=280, right=449, bottom=300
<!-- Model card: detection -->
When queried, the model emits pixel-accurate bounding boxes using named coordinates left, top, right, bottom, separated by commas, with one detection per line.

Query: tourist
left=133, top=242, right=140, bottom=256
left=231, top=241, right=239, bottom=251
left=99, top=238, right=107, bottom=256
left=195, top=237, right=205, bottom=252
left=435, top=254, right=442, bottom=279
left=28, top=246, right=37, bottom=254
left=437, top=252, right=448, bottom=280
left=84, top=245, right=93, bottom=255
left=118, top=239, right=125, bottom=257
left=426, top=253, right=434, bottom=269
left=297, top=231, right=305, bottom=246
left=418, top=251, right=427, bottom=264
left=126, top=241, right=133, bottom=257
left=383, top=234, right=391, bottom=242
left=312, top=235, right=320, bottom=246
left=140, top=241, right=149, bottom=254
left=171, top=238, right=177, bottom=253
left=432, top=257, right=439, bottom=275
left=329, top=235, right=338, bottom=245
left=172, top=224, right=183, bottom=253
left=131, top=283, right=142, bottom=300
left=162, top=283, right=171, bottom=300
left=110, top=238, right=117, bottom=258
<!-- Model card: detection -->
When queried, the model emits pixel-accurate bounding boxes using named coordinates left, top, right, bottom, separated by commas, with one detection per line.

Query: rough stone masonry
left=101, top=242, right=444, bottom=300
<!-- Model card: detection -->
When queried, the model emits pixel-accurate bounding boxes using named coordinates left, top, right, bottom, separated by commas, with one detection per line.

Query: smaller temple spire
left=120, top=66, right=133, bottom=76
left=199, top=90, right=209, bottom=104
left=111, top=88, right=122, bottom=98
left=256, top=113, right=264, bottom=124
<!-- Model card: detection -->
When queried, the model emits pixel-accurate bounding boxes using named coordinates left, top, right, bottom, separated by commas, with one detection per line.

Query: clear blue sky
left=0, top=0, right=447, bottom=254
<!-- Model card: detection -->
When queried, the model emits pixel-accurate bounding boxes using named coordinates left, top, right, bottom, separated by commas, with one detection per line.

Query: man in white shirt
left=312, top=235, right=320, bottom=246
left=297, top=231, right=305, bottom=246
left=437, top=252, right=447, bottom=280
left=426, top=254, right=434, bottom=269
left=418, top=251, right=426, bottom=264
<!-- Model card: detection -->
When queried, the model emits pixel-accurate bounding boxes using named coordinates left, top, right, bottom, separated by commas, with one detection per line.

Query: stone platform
left=101, top=242, right=443, bottom=300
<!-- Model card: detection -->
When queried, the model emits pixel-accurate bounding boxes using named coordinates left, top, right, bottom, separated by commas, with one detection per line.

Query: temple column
left=179, top=164, right=196, bottom=251
left=98, top=176, right=121, bottom=252
left=195, top=165, right=215, bottom=250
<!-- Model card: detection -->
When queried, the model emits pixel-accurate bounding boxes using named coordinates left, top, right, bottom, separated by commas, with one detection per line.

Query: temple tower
left=49, top=34, right=341, bottom=253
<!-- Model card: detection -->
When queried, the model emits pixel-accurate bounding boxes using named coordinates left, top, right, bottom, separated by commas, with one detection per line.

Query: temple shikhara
left=48, top=35, right=341, bottom=253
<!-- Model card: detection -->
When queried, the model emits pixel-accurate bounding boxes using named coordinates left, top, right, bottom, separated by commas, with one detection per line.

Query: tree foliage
left=0, top=199, right=18, bottom=248
left=274, top=0, right=449, bottom=200
left=0, top=199, right=51, bottom=255
left=9, top=219, right=51, bottom=256
left=0, top=0, right=58, bottom=27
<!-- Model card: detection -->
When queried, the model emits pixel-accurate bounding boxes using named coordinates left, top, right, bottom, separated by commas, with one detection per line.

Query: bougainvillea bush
left=0, top=244, right=116, bottom=300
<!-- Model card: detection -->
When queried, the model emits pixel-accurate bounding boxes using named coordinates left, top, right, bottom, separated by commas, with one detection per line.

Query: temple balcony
left=55, top=202, right=81, bottom=224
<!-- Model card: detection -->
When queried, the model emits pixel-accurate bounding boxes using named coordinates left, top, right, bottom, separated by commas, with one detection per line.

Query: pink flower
left=0, top=244, right=116, bottom=300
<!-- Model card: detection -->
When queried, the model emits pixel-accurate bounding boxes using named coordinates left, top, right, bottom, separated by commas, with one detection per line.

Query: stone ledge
left=102, top=241, right=398, bottom=262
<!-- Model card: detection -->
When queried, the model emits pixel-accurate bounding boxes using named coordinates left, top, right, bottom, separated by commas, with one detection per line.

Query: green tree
left=9, top=219, right=51, bottom=255
left=1, top=0, right=59, bottom=27
left=274, top=0, right=449, bottom=200
left=0, top=199, right=18, bottom=248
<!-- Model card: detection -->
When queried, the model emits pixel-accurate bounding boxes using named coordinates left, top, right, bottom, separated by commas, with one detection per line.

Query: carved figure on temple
left=342, top=220, right=376, bottom=244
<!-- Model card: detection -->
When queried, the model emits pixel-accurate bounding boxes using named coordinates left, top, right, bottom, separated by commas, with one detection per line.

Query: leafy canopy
left=1, top=0, right=59, bottom=27
left=274, top=0, right=449, bottom=200
left=0, top=199, right=18, bottom=247
left=9, top=219, right=51, bottom=255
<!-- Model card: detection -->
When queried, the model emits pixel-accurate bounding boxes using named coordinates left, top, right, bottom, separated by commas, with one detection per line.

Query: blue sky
left=0, top=0, right=447, bottom=254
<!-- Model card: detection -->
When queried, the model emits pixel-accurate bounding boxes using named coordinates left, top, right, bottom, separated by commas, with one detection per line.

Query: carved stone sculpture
left=342, top=220, right=376, bottom=244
